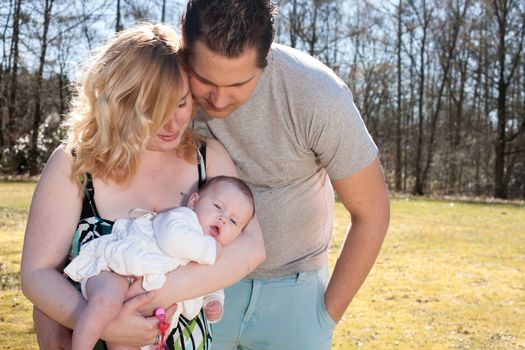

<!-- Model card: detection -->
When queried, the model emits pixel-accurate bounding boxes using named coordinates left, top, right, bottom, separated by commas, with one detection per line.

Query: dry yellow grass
left=0, top=181, right=38, bottom=349
left=331, top=198, right=525, bottom=349
left=1, top=181, right=524, bottom=349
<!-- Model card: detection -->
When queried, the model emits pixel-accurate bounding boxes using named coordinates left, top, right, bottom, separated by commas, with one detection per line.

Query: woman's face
left=147, top=73, right=193, bottom=151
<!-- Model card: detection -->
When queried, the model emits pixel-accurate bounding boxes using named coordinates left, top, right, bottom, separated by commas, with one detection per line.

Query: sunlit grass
left=0, top=180, right=37, bottom=348
left=332, top=198, right=525, bottom=349
left=1, top=181, right=524, bottom=349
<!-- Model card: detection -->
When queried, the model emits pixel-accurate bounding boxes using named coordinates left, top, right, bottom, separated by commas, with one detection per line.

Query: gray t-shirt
left=193, top=43, right=377, bottom=278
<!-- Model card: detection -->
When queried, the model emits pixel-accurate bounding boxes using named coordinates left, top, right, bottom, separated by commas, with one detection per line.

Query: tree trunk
left=492, top=0, right=525, bottom=198
left=421, top=0, right=468, bottom=193
left=6, top=0, right=22, bottom=151
left=29, top=0, right=54, bottom=175
left=449, top=55, right=468, bottom=194
left=394, top=0, right=403, bottom=192
left=116, top=0, right=123, bottom=32
left=411, top=0, right=429, bottom=195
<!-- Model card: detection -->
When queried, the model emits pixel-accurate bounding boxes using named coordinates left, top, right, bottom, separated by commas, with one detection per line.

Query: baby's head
left=188, top=176, right=255, bottom=245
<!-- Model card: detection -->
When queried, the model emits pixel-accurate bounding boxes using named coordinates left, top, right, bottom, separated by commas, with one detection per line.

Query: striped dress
left=68, top=144, right=212, bottom=350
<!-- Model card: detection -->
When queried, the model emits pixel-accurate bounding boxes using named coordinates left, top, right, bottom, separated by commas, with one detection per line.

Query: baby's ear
left=187, top=192, right=199, bottom=209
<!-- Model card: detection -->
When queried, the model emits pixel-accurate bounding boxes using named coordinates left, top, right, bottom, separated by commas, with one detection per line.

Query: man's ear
left=187, top=192, right=199, bottom=209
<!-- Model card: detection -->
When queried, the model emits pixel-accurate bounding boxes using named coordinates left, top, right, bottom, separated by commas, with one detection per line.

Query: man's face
left=187, top=41, right=262, bottom=118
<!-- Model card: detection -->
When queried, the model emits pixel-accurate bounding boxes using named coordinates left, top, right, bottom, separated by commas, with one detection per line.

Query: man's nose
left=210, top=87, right=229, bottom=109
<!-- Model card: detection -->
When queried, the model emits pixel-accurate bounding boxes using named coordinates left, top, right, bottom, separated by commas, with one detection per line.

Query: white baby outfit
left=64, top=207, right=224, bottom=323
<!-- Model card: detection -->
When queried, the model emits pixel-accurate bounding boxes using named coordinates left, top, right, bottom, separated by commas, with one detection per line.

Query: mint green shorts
left=210, top=267, right=336, bottom=350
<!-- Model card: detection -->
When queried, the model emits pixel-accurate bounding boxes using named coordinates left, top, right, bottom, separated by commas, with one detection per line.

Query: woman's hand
left=128, top=277, right=179, bottom=318
left=33, top=306, right=72, bottom=350
left=101, top=291, right=178, bottom=347
left=125, top=277, right=146, bottom=301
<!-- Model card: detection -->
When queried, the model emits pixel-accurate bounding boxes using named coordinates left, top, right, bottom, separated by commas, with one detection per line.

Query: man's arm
left=324, top=157, right=390, bottom=322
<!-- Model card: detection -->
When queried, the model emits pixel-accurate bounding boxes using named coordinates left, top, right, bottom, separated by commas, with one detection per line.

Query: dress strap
left=197, top=143, right=207, bottom=189
left=81, top=173, right=102, bottom=219
left=70, top=147, right=99, bottom=219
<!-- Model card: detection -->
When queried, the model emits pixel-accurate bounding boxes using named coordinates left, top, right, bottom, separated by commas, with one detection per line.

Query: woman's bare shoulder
left=39, top=145, right=75, bottom=184
left=46, top=144, right=72, bottom=164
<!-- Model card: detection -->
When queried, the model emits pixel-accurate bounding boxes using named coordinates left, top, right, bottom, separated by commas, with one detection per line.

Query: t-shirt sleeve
left=305, top=84, right=378, bottom=180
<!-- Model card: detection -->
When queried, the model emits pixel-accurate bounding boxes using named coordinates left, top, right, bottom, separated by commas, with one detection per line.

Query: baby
left=64, top=175, right=255, bottom=350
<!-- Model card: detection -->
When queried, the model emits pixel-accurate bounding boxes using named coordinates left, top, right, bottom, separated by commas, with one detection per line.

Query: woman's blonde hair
left=65, top=22, right=199, bottom=186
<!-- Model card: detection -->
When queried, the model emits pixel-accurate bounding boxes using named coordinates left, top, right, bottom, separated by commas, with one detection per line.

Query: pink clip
left=154, top=308, right=170, bottom=350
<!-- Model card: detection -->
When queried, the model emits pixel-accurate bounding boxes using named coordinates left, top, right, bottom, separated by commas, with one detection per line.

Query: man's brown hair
left=182, top=0, right=277, bottom=68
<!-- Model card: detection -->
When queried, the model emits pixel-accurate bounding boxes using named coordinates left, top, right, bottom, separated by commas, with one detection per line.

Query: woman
left=20, top=22, right=265, bottom=349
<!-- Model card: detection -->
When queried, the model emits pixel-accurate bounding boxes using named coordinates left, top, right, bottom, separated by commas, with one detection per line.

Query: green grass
left=0, top=180, right=38, bottom=349
left=1, top=181, right=524, bottom=349
left=331, top=198, right=525, bottom=349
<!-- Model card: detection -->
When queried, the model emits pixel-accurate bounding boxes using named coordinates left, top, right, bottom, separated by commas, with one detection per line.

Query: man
left=182, top=1, right=390, bottom=349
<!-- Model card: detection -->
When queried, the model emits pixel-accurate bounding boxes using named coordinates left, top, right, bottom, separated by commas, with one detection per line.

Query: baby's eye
left=214, top=204, right=221, bottom=210
left=230, top=218, right=237, bottom=226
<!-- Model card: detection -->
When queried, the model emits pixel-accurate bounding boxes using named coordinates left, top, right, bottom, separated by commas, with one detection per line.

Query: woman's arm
left=33, top=307, right=72, bottom=350
left=20, top=147, right=160, bottom=346
left=201, top=138, right=266, bottom=274
left=21, top=146, right=87, bottom=327
left=134, top=139, right=266, bottom=314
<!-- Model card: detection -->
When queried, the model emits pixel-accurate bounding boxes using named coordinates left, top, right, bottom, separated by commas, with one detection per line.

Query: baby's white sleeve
left=204, top=289, right=225, bottom=306
left=153, top=207, right=217, bottom=265
left=204, top=289, right=225, bottom=323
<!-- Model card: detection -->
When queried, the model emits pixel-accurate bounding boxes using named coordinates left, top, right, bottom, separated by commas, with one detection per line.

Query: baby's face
left=190, top=183, right=253, bottom=245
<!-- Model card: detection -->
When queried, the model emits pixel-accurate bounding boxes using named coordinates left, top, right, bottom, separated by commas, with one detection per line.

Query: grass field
left=1, top=180, right=524, bottom=349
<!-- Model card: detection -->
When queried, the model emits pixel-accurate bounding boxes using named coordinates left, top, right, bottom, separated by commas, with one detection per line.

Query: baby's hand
left=204, top=301, right=223, bottom=322
left=215, top=241, right=223, bottom=261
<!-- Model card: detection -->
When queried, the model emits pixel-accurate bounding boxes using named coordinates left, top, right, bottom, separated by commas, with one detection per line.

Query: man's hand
left=33, top=306, right=72, bottom=350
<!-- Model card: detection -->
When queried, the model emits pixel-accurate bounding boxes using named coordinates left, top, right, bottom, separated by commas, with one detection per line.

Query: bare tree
left=394, top=0, right=404, bottom=191
left=420, top=0, right=470, bottom=193
left=116, top=0, right=123, bottom=32
left=0, top=0, right=24, bottom=171
left=277, top=0, right=344, bottom=70
left=28, top=0, right=54, bottom=175
left=407, top=0, right=431, bottom=195
left=446, top=33, right=471, bottom=194
left=5, top=0, right=22, bottom=152
left=491, top=0, right=525, bottom=198
left=0, top=0, right=15, bottom=151
left=161, top=0, right=166, bottom=22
